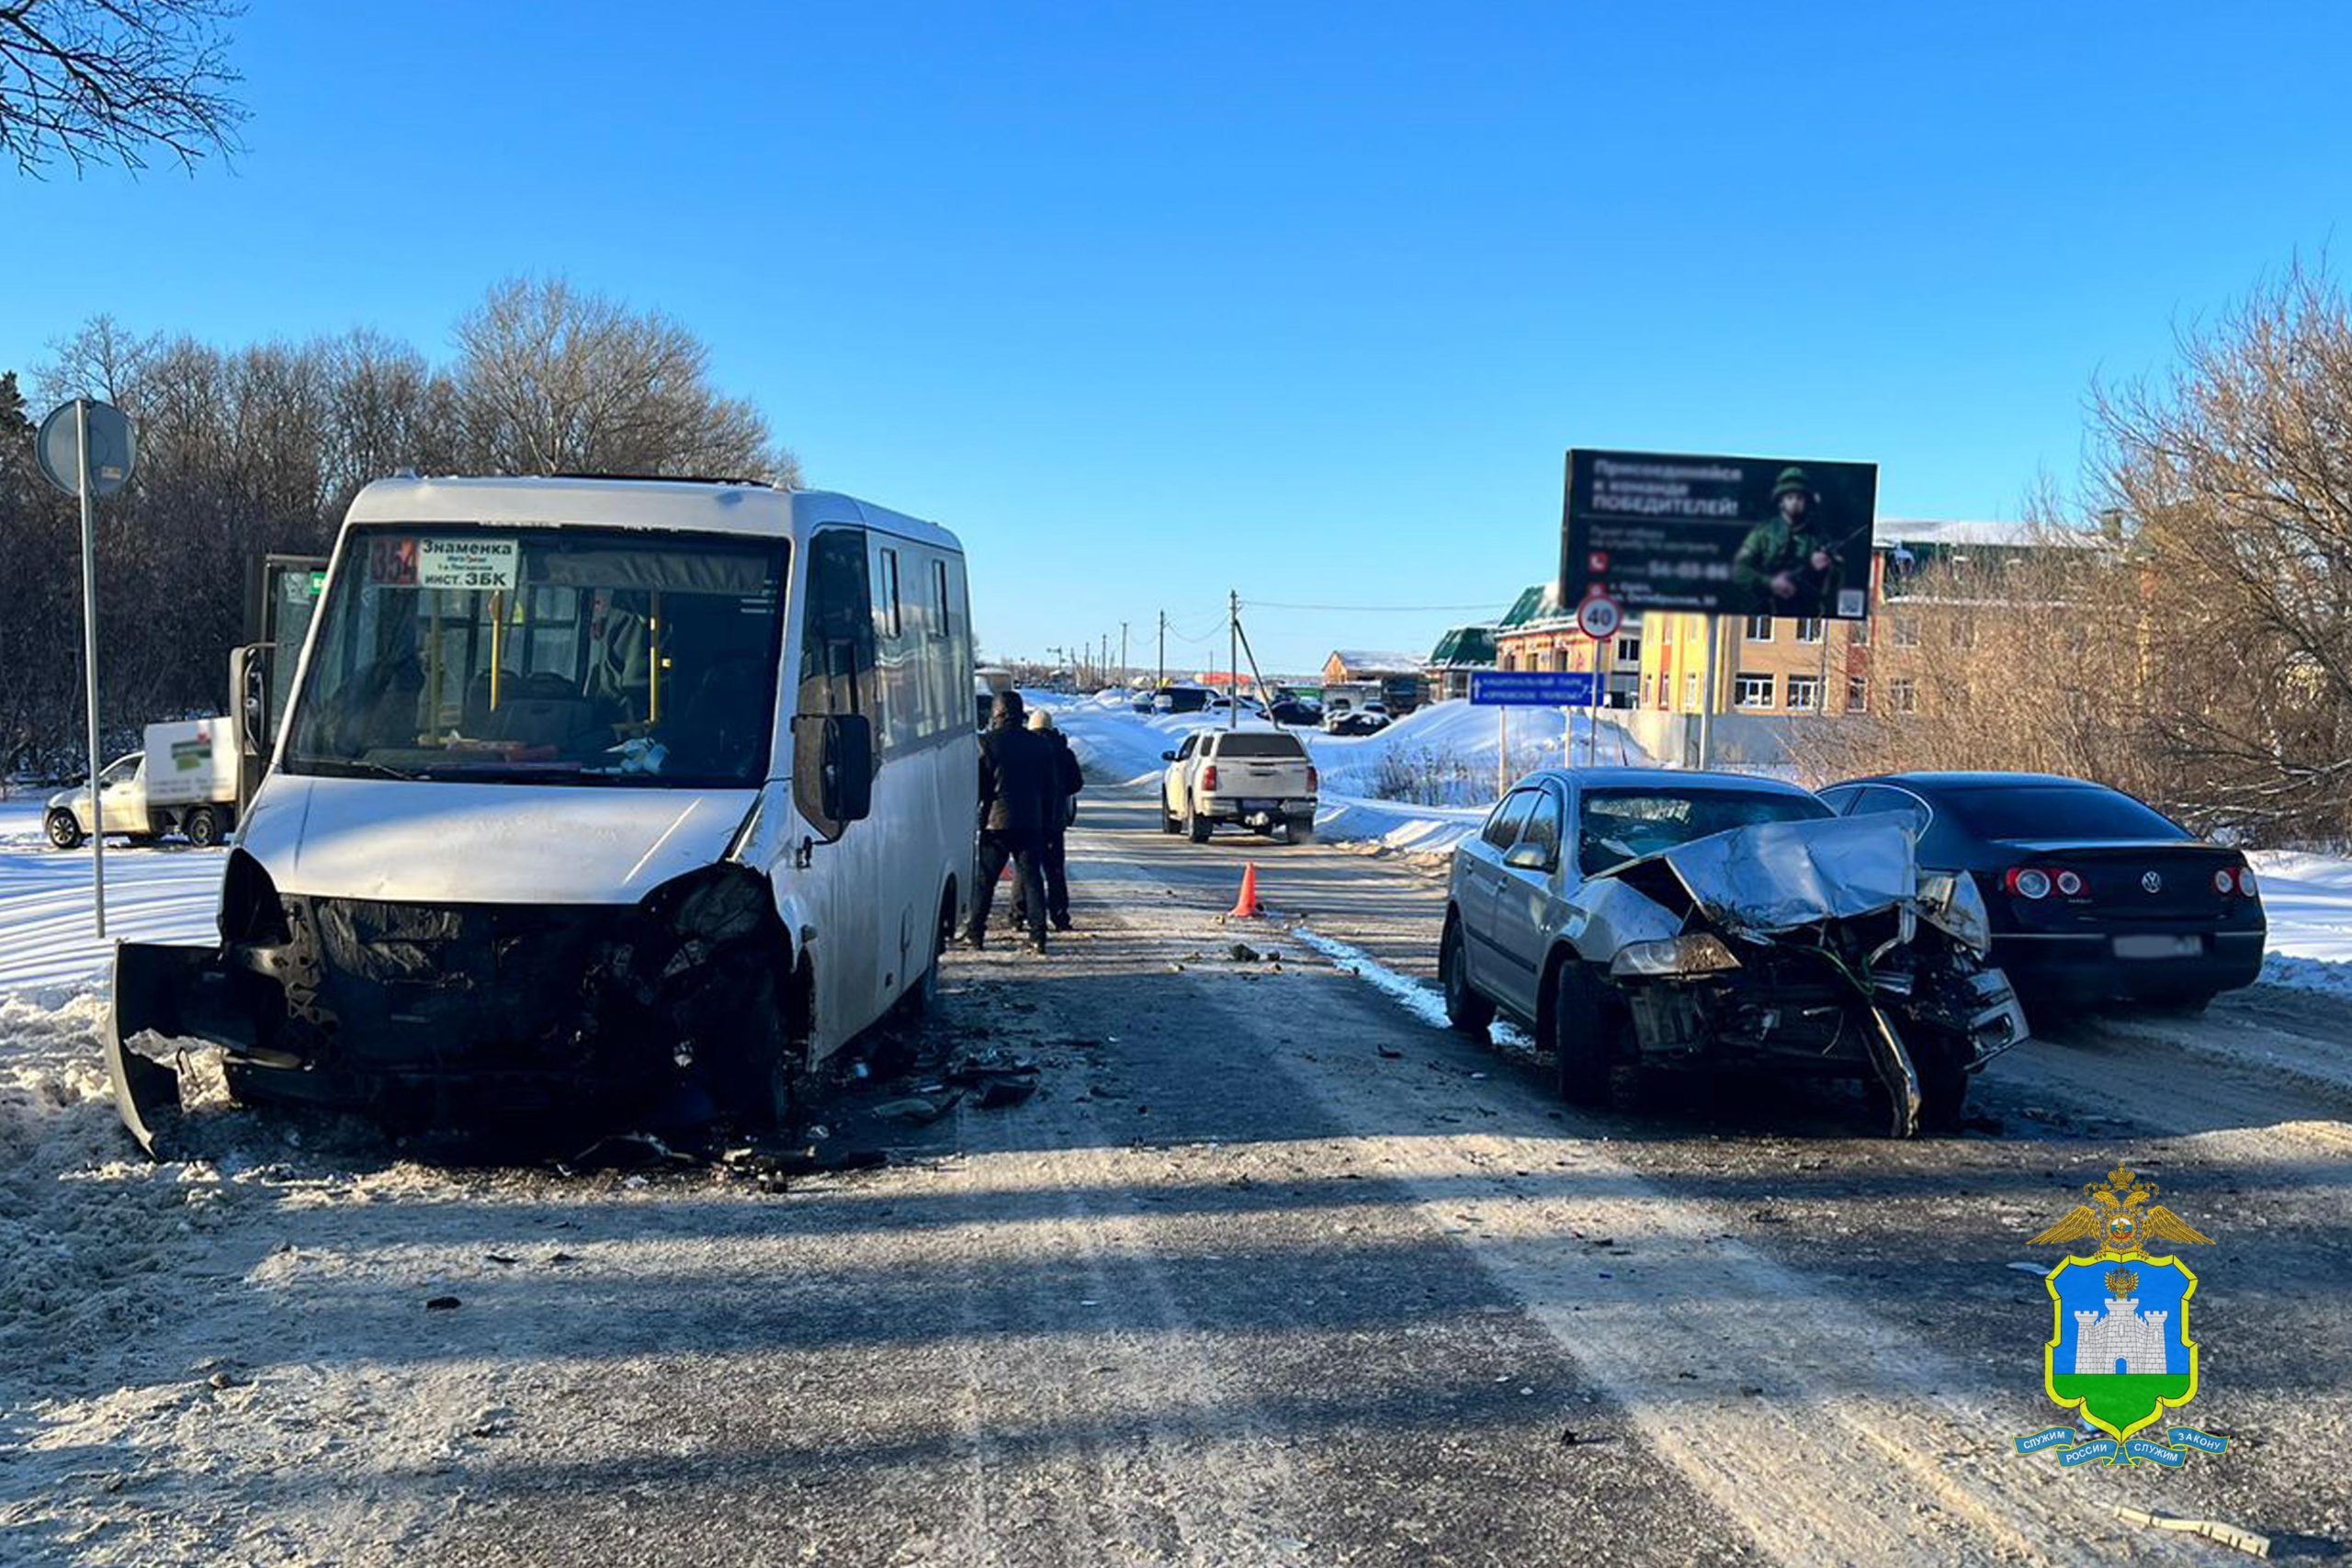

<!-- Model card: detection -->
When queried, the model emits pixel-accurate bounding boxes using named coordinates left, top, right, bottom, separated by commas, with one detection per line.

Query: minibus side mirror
left=794, top=712, right=874, bottom=840
left=827, top=714, right=874, bottom=823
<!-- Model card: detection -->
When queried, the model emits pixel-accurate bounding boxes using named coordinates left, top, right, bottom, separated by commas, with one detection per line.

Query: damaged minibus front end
left=1577, top=816, right=2029, bottom=1135
left=105, top=791, right=798, bottom=1157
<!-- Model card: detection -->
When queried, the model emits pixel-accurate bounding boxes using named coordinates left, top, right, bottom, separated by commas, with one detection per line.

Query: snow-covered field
left=0, top=799, right=222, bottom=996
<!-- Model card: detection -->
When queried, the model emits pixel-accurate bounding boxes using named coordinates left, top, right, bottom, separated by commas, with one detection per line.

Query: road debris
left=2109, top=1506, right=2271, bottom=1558
left=870, top=1095, right=956, bottom=1124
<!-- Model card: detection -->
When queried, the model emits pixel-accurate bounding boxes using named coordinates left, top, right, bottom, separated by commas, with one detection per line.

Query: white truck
left=45, top=717, right=240, bottom=850
left=1160, top=728, right=1318, bottom=843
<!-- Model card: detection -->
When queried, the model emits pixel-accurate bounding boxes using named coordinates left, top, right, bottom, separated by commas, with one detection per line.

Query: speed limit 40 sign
left=1576, top=593, right=1623, bottom=641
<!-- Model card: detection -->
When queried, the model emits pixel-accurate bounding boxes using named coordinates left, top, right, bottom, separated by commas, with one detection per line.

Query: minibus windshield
left=286, top=527, right=790, bottom=787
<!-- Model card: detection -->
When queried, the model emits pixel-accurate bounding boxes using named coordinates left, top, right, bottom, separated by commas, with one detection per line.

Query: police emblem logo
left=2015, top=1166, right=2228, bottom=1467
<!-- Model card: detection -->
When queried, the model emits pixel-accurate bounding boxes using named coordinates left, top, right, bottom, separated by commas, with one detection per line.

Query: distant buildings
left=1466, top=518, right=2093, bottom=762
left=1423, top=625, right=1498, bottom=701
left=1320, top=649, right=1431, bottom=712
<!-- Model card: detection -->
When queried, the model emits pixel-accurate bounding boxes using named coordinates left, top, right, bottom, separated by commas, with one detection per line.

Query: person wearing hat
left=1733, top=466, right=1842, bottom=615
left=967, top=691, right=1057, bottom=953
left=1009, top=708, right=1085, bottom=932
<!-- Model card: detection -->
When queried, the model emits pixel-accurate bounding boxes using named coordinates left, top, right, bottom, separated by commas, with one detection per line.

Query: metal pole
left=1695, top=614, right=1719, bottom=771
left=1498, top=704, right=1510, bottom=799
left=75, top=399, right=106, bottom=938
left=1120, top=621, right=1128, bottom=688
left=1157, top=611, right=1166, bottom=693
left=1589, top=655, right=1601, bottom=768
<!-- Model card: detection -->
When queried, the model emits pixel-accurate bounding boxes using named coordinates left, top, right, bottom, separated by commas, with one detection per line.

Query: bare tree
left=453, top=277, right=801, bottom=486
left=5, top=288, right=806, bottom=773
left=2086, top=263, right=2352, bottom=839
left=0, top=0, right=245, bottom=175
left=1788, top=266, right=2352, bottom=845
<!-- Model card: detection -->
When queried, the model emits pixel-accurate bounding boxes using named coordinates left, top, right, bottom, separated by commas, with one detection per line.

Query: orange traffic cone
left=1227, top=863, right=1264, bottom=919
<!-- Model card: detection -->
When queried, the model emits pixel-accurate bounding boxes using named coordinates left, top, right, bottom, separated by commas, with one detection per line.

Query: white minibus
left=108, top=476, right=976, bottom=1150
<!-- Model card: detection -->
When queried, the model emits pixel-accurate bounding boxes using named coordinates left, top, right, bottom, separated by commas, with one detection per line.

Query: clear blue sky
left=4, top=1, right=2346, bottom=673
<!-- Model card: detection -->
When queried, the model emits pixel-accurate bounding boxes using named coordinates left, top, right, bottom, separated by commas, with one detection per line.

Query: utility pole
left=1157, top=611, right=1167, bottom=693
left=1228, top=590, right=1240, bottom=730
left=1120, top=621, right=1129, bottom=688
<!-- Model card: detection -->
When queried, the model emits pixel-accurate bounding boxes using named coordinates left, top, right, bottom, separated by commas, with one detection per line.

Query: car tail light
left=2211, top=867, right=2235, bottom=895
left=2004, top=867, right=2053, bottom=900
left=2054, top=870, right=2086, bottom=897
left=1306, top=765, right=1319, bottom=793
left=1201, top=765, right=1218, bottom=791
left=2234, top=865, right=2259, bottom=897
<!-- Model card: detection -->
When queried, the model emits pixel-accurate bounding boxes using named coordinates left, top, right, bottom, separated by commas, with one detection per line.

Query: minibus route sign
left=416, top=536, right=519, bottom=591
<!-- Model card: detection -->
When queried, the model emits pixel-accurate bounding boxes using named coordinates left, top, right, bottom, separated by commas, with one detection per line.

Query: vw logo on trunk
left=2142, top=871, right=2164, bottom=894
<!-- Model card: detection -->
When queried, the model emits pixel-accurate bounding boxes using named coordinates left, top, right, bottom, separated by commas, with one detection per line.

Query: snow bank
left=2248, top=851, right=2352, bottom=997
left=1310, top=699, right=1647, bottom=807
left=1032, top=691, right=1202, bottom=784
left=1314, top=794, right=1490, bottom=856
left=1037, top=694, right=1652, bottom=803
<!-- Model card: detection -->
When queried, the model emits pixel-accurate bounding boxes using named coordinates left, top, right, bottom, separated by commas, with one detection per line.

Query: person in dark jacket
left=1010, top=708, right=1085, bottom=932
left=966, top=691, right=1057, bottom=953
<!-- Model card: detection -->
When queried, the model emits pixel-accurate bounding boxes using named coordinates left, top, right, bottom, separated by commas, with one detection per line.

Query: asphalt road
left=9, top=784, right=2349, bottom=1565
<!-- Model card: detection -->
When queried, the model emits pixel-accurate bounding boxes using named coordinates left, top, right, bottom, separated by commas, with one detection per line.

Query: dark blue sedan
left=1819, top=773, right=2266, bottom=1015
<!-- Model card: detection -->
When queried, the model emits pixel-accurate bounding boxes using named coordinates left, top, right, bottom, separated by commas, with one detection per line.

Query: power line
left=1242, top=599, right=1503, bottom=614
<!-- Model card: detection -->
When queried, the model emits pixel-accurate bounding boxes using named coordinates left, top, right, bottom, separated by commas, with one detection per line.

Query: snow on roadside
left=1040, top=694, right=1650, bottom=802
left=1314, top=793, right=1489, bottom=856
left=0, top=798, right=223, bottom=995
left=2248, top=851, right=2352, bottom=998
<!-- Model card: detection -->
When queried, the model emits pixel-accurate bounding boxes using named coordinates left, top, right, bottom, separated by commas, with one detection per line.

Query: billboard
left=1562, top=449, right=1877, bottom=620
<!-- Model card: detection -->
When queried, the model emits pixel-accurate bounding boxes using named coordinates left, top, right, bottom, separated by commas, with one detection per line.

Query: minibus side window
left=799, top=529, right=875, bottom=725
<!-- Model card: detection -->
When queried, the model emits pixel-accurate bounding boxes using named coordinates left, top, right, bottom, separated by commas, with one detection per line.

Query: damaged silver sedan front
left=1440, top=769, right=2028, bottom=1134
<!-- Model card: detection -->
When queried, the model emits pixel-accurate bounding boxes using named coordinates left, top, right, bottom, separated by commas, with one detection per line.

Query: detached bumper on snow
left=1579, top=818, right=2030, bottom=1136
left=106, top=854, right=794, bottom=1156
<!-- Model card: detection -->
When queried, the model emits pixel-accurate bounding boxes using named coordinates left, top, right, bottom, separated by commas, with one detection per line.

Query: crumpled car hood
left=1598, top=816, right=1919, bottom=936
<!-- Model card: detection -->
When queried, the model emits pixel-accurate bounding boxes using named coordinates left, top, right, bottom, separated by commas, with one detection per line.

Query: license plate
left=2114, top=933, right=2202, bottom=959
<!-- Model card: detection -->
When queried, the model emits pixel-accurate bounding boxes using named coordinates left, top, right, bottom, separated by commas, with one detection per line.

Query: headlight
left=1611, top=933, right=1743, bottom=977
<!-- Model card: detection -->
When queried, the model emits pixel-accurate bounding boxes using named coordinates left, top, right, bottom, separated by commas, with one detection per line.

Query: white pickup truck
left=1160, top=728, right=1318, bottom=843
left=45, top=717, right=240, bottom=850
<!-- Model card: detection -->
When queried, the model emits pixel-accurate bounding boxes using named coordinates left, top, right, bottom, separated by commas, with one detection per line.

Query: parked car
left=1154, top=685, right=1213, bottom=715
left=1327, top=705, right=1391, bottom=736
left=1160, top=728, right=1318, bottom=843
left=46, top=717, right=242, bottom=850
left=1130, top=691, right=1157, bottom=713
left=1818, top=772, right=2265, bottom=1015
left=1440, top=768, right=2029, bottom=1135
left=1268, top=697, right=1324, bottom=727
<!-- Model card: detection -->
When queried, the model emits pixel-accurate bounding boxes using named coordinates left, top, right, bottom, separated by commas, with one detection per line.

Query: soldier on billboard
left=1733, top=466, right=1843, bottom=615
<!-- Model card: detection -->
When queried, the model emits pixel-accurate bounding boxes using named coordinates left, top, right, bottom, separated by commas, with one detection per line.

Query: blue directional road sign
left=1470, top=670, right=1599, bottom=706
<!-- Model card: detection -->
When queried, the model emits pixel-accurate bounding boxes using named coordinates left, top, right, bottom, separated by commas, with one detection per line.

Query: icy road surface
left=3, top=786, right=2350, bottom=1564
